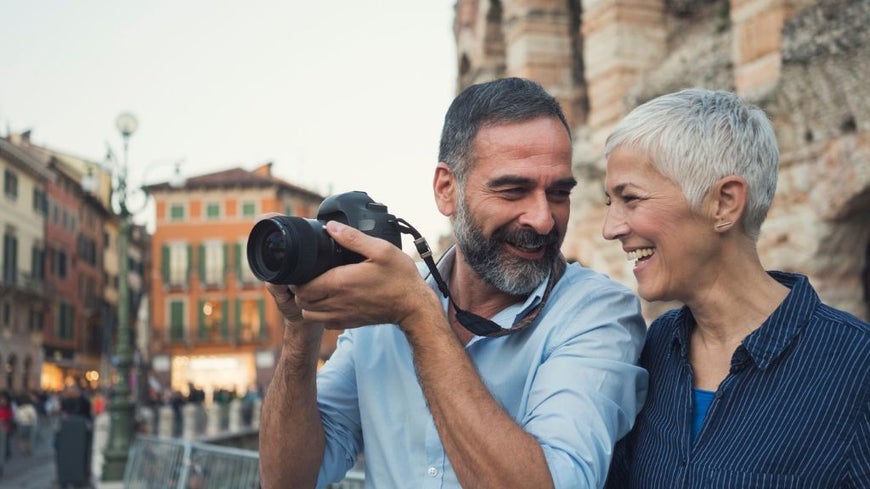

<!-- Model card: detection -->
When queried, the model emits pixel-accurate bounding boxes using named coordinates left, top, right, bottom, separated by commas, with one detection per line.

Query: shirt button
left=427, top=467, right=438, bottom=477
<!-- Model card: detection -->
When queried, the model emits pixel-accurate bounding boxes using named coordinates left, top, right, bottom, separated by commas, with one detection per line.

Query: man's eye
left=501, top=188, right=526, bottom=198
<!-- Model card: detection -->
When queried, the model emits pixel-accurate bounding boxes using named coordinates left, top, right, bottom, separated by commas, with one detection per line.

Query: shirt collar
left=426, top=245, right=556, bottom=332
left=670, top=272, right=819, bottom=369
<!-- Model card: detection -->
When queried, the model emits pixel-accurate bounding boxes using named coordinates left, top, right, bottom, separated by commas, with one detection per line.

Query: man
left=259, top=77, right=647, bottom=488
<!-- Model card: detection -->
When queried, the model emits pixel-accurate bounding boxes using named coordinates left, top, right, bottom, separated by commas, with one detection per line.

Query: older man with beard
left=258, top=77, right=648, bottom=489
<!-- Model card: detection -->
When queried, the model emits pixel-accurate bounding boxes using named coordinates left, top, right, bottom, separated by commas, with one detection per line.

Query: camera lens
left=262, top=230, right=285, bottom=271
left=247, top=216, right=334, bottom=285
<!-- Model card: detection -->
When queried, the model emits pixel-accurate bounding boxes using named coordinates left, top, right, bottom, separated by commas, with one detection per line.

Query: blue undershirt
left=691, top=388, right=715, bottom=443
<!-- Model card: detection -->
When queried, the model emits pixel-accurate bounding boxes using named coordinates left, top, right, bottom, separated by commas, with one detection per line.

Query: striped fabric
left=607, top=272, right=870, bottom=488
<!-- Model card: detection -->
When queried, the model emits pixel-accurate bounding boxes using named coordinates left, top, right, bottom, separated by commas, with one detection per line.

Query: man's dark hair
left=438, top=77, right=570, bottom=183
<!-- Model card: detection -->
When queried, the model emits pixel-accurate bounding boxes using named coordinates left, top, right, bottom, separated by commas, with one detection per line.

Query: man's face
left=452, top=117, right=575, bottom=295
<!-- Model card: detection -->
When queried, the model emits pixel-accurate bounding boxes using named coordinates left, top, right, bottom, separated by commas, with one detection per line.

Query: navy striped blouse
left=606, top=272, right=870, bottom=488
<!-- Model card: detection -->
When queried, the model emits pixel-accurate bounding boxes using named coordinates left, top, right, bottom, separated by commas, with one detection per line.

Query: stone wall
left=453, top=0, right=869, bottom=320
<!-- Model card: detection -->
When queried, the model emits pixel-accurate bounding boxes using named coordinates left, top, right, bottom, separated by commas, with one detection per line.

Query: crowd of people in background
left=0, top=380, right=262, bottom=464
left=0, top=385, right=96, bottom=469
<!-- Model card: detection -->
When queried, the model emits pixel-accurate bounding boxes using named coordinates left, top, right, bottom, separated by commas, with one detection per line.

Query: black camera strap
left=393, top=218, right=564, bottom=338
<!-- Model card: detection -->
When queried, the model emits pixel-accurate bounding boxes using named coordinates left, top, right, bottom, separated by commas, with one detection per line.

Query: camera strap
left=393, top=218, right=564, bottom=338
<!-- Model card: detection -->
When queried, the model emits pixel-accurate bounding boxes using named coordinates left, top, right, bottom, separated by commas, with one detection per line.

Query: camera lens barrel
left=246, top=216, right=335, bottom=285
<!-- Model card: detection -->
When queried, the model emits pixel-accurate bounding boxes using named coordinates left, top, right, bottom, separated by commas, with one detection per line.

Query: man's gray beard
left=452, top=197, right=561, bottom=296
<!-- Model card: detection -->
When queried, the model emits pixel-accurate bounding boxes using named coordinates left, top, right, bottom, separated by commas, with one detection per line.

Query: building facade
left=453, top=0, right=869, bottom=320
left=146, top=163, right=327, bottom=401
left=0, top=138, right=52, bottom=392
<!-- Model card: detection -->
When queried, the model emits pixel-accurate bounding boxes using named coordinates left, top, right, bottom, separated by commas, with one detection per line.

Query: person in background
left=0, top=391, right=12, bottom=461
left=60, top=385, right=92, bottom=422
left=602, top=88, right=870, bottom=487
left=259, top=77, right=647, bottom=489
left=13, top=393, right=37, bottom=456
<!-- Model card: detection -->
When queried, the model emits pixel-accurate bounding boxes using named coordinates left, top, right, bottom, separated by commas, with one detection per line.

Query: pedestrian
left=258, top=77, right=648, bottom=488
left=169, top=390, right=185, bottom=437
left=602, top=88, right=870, bottom=487
left=0, top=391, right=12, bottom=462
left=14, top=393, right=38, bottom=456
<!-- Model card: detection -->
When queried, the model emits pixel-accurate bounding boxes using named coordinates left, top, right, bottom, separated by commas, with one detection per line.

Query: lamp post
left=101, top=111, right=140, bottom=481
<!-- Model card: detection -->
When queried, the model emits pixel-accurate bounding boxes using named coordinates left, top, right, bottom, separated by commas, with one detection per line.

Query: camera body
left=246, top=191, right=402, bottom=285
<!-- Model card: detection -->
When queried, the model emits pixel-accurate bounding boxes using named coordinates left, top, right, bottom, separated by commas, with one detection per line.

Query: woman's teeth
left=626, top=248, right=655, bottom=263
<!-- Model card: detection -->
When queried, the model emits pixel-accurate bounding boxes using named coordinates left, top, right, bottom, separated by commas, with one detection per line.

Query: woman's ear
left=711, top=176, right=747, bottom=231
left=433, top=162, right=457, bottom=217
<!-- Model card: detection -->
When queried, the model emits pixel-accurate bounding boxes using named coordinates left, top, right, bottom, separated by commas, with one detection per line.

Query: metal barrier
left=124, top=435, right=366, bottom=489
left=124, top=435, right=260, bottom=489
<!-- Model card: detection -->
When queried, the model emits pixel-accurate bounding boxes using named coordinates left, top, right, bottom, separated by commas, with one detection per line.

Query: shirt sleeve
left=314, top=330, right=365, bottom=488
left=526, top=280, right=648, bottom=489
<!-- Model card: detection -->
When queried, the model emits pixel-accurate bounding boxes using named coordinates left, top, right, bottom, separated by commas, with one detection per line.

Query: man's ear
left=711, top=175, right=747, bottom=230
left=433, top=162, right=457, bottom=217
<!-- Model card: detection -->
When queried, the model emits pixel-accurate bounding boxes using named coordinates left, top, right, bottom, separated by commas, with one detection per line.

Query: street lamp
left=97, top=113, right=185, bottom=481
left=101, top=111, right=140, bottom=482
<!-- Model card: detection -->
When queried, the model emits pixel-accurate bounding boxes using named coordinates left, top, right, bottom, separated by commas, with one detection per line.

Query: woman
left=602, top=88, right=869, bottom=487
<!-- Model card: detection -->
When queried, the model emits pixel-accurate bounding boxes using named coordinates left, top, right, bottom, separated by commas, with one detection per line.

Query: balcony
left=0, top=270, right=46, bottom=299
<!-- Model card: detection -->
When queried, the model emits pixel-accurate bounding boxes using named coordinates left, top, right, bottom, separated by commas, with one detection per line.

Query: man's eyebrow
left=488, top=175, right=578, bottom=189
left=488, top=175, right=535, bottom=187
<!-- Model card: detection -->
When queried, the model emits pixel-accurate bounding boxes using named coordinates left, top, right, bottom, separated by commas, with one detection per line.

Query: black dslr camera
left=246, top=191, right=402, bottom=285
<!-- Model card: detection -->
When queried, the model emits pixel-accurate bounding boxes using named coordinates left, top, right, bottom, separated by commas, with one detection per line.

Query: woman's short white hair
left=604, top=88, right=779, bottom=241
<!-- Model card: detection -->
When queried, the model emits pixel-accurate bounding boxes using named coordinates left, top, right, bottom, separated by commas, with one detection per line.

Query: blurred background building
left=144, top=163, right=326, bottom=401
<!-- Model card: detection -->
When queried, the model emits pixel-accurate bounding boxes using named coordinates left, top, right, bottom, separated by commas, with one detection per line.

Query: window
left=51, top=249, right=68, bottom=279
left=163, top=243, right=190, bottom=286
left=3, top=169, right=18, bottom=200
left=169, top=300, right=186, bottom=342
left=198, top=299, right=227, bottom=340
left=57, top=302, right=75, bottom=340
left=241, top=201, right=257, bottom=218
left=236, top=242, right=257, bottom=284
left=2, top=232, right=18, bottom=284
left=29, top=310, right=43, bottom=333
left=200, top=241, right=226, bottom=286
left=169, top=203, right=186, bottom=221
left=205, top=202, right=221, bottom=220
left=30, top=245, right=45, bottom=281
left=236, top=298, right=265, bottom=341
left=32, top=188, right=48, bottom=216
left=1, top=301, right=9, bottom=327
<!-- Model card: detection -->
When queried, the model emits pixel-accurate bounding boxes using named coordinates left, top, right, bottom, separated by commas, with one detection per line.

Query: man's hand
left=291, top=220, right=437, bottom=330
left=265, top=283, right=304, bottom=323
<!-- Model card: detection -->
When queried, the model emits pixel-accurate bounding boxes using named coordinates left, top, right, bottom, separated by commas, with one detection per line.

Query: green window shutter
left=170, top=301, right=184, bottom=341
left=198, top=299, right=206, bottom=339
left=70, top=305, right=76, bottom=340
left=235, top=243, right=242, bottom=280
left=56, top=303, right=64, bottom=338
left=234, top=298, right=242, bottom=341
left=162, top=245, right=170, bottom=281
left=258, top=299, right=266, bottom=339
left=186, top=245, right=193, bottom=282
left=221, top=299, right=229, bottom=339
left=198, top=244, right=206, bottom=283
left=222, top=243, right=228, bottom=276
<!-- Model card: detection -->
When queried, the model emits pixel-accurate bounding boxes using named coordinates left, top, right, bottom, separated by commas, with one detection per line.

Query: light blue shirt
left=315, top=250, right=648, bottom=488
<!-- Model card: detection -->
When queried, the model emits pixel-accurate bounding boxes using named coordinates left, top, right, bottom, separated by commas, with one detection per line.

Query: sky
left=1, top=1, right=458, bottom=246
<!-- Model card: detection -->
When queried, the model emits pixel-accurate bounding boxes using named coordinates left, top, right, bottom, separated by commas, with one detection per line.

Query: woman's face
left=602, top=145, right=717, bottom=303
